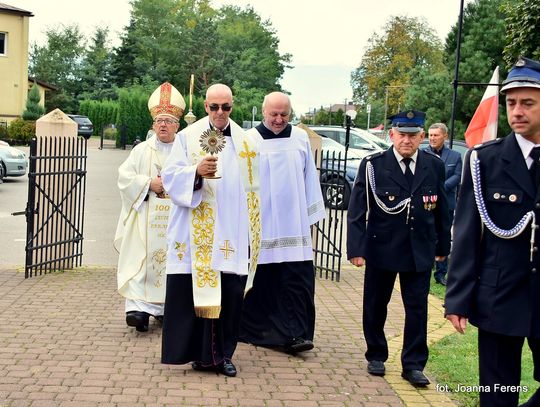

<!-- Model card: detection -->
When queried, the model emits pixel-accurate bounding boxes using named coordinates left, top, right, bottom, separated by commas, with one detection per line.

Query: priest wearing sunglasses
left=161, top=83, right=262, bottom=377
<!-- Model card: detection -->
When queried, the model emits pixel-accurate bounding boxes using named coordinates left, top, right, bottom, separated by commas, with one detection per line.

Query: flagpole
left=449, top=0, right=465, bottom=149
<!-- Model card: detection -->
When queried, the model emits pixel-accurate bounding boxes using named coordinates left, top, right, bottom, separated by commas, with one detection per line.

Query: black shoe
left=401, top=370, right=430, bottom=386
left=284, top=338, right=314, bottom=353
left=125, top=311, right=150, bottom=332
left=191, top=361, right=217, bottom=372
left=435, top=276, right=447, bottom=286
left=218, top=361, right=237, bottom=377
left=367, top=360, right=385, bottom=376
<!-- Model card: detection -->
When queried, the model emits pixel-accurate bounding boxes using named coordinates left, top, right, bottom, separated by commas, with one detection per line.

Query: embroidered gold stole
left=185, top=120, right=261, bottom=318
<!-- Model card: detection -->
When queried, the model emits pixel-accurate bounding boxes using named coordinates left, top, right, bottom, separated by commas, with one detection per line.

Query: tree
left=111, top=18, right=139, bottom=87
left=443, top=0, right=509, bottom=138
left=214, top=5, right=291, bottom=92
left=29, top=24, right=86, bottom=112
left=502, top=0, right=540, bottom=65
left=22, top=84, right=45, bottom=120
left=405, top=67, right=454, bottom=131
left=112, top=0, right=217, bottom=92
left=351, top=16, right=444, bottom=115
left=29, top=0, right=291, bottom=126
left=80, top=27, right=115, bottom=100
left=111, top=0, right=289, bottom=118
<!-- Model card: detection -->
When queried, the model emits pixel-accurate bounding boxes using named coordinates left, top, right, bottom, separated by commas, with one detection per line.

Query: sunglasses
left=208, top=103, right=232, bottom=112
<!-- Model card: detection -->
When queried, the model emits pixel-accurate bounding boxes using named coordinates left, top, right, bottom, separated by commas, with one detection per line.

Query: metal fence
left=312, top=148, right=352, bottom=281
left=22, top=136, right=88, bottom=277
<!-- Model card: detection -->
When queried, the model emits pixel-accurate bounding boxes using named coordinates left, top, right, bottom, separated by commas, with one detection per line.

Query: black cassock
left=161, top=273, right=246, bottom=366
left=239, top=123, right=316, bottom=348
left=239, top=260, right=316, bottom=347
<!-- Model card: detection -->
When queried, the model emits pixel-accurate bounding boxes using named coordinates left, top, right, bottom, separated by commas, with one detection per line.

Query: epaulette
left=364, top=151, right=385, bottom=161
left=473, top=138, right=502, bottom=150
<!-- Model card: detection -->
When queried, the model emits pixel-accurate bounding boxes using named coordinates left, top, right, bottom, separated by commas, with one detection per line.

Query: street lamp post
left=366, top=104, right=371, bottom=130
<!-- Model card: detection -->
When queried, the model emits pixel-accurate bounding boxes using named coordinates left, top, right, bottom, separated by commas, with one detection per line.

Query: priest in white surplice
left=240, top=92, right=326, bottom=353
left=115, top=82, right=185, bottom=332
left=161, top=84, right=261, bottom=377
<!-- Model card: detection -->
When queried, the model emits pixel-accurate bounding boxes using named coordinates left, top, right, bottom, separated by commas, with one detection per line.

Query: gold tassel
left=194, top=305, right=221, bottom=319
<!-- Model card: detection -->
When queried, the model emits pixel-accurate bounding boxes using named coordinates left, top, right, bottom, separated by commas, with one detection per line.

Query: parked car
left=361, top=128, right=392, bottom=150
left=318, top=137, right=363, bottom=210
left=0, top=140, right=27, bottom=179
left=309, top=125, right=390, bottom=153
left=67, top=114, right=94, bottom=139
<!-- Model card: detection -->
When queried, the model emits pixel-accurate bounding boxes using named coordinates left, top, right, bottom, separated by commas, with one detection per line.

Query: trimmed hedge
left=116, top=88, right=153, bottom=146
left=79, top=99, right=119, bottom=137
left=8, top=119, right=36, bottom=145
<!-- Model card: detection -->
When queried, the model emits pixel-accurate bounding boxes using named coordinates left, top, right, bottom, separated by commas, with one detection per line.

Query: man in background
left=426, top=122, right=462, bottom=285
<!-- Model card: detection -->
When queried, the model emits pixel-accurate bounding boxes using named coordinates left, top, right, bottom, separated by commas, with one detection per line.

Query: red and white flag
left=464, top=66, right=500, bottom=147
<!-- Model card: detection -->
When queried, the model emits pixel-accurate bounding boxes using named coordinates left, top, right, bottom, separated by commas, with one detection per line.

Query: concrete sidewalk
left=0, top=265, right=457, bottom=406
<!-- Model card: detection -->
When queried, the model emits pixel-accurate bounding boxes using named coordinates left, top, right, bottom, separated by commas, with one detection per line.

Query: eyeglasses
left=208, top=103, right=232, bottom=112
left=154, top=118, right=178, bottom=125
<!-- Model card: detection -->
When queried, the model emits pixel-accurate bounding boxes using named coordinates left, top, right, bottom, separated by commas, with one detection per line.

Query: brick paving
left=0, top=265, right=457, bottom=406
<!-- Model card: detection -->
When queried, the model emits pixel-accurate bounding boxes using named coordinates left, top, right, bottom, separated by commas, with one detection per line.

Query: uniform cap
left=500, top=56, right=540, bottom=93
left=388, top=110, right=426, bottom=133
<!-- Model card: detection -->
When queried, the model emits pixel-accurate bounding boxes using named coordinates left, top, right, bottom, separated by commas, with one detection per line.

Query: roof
left=0, top=3, right=33, bottom=17
left=28, top=77, right=58, bottom=91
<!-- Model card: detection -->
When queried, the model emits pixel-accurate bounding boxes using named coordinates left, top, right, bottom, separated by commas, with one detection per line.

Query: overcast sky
left=15, top=0, right=470, bottom=115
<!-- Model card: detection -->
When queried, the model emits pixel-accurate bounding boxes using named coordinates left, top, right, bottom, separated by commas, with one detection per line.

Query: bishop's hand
left=149, top=177, right=164, bottom=195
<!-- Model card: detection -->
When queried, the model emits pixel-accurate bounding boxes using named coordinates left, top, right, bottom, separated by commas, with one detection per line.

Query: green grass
left=428, top=280, right=538, bottom=406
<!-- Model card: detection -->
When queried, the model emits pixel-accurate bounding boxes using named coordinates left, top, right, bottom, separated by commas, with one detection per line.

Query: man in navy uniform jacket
left=445, top=57, right=540, bottom=407
left=347, top=110, right=451, bottom=387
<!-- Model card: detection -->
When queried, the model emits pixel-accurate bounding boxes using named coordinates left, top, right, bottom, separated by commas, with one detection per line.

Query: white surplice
left=114, top=135, right=172, bottom=306
left=247, top=125, right=326, bottom=263
left=162, top=117, right=251, bottom=276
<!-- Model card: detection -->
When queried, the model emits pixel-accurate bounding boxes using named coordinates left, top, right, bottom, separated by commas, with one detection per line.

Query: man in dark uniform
left=445, top=57, right=540, bottom=407
left=347, top=110, right=452, bottom=387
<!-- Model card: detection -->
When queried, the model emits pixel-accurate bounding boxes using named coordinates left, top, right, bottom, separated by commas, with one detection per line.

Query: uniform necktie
left=402, top=157, right=414, bottom=187
left=530, top=146, right=540, bottom=188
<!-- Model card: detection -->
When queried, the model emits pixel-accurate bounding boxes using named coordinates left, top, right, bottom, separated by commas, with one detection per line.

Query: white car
left=309, top=125, right=390, bottom=153
left=0, top=140, right=27, bottom=180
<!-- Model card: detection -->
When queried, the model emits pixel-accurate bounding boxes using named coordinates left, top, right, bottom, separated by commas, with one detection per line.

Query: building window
left=0, top=33, right=6, bottom=56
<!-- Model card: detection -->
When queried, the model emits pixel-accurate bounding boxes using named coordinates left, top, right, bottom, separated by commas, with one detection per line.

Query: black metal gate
left=22, top=136, right=88, bottom=278
left=312, top=147, right=351, bottom=282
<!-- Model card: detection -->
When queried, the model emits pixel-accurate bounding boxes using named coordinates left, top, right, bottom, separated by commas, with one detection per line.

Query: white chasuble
left=115, top=135, right=171, bottom=303
left=162, top=117, right=261, bottom=318
left=247, top=125, right=326, bottom=264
